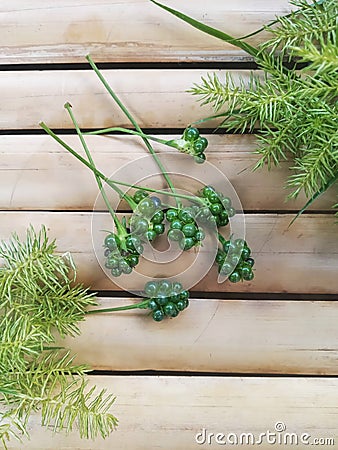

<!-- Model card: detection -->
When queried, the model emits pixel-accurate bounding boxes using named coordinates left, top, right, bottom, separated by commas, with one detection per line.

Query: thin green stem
left=39, top=121, right=204, bottom=205
left=85, top=127, right=169, bottom=146
left=86, top=54, right=181, bottom=207
left=64, top=103, right=128, bottom=234
left=86, top=299, right=149, bottom=314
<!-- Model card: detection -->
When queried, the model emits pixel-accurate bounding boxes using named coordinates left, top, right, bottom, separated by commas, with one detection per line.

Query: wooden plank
left=0, top=0, right=292, bottom=64
left=61, top=298, right=338, bottom=374
left=0, top=212, right=336, bottom=294
left=7, top=376, right=338, bottom=449
left=0, top=135, right=336, bottom=211
left=0, top=69, right=252, bottom=129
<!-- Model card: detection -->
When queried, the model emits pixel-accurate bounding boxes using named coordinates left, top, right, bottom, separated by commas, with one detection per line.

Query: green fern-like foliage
left=0, top=226, right=117, bottom=449
left=188, top=0, right=338, bottom=211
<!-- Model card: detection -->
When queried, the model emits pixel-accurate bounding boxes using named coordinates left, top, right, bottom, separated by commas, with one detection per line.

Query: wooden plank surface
left=8, top=376, right=338, bottom=449
left=0, top=212, right=336, bottom=294
left=0, top=69, right=253, bottom=129
left=61, top=298, right=338, bottom=374
left=0, top=0, right=292, bottom=64
left=0, top=135, right=336, bottom=211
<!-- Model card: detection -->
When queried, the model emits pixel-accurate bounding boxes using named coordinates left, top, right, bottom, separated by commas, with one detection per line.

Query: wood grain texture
left=61, top=298, right=338, bottom=374
left=0, top=212, right=336, bottom=294
left=0, top=0, right=292, bottom=64
left=0, top=135, right=336, bottom=211
left=0, top=69, right=254, bottom=129
left=7, top=376, right=338, bottom=449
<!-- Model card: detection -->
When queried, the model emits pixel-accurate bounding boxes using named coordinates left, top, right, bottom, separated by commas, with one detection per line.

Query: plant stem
left=86, top=299, right=149, bottom=314
left=85, top=127, right=167, bottom=144
left=85, top=55, right=181, bottom=208
left=64, top=103, right=130, bottom=234
left=39, top=121, right=204, bottom=205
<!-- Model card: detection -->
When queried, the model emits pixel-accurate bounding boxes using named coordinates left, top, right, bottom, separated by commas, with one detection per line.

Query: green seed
left=184, top=127, right=200, bottom=141
left=229, top=271, right=241, bottom=283
left=152, top=309, right=164, bottom=322
left=166, top=209, right=178, bottom=222
left=182, top=223, right=198, bottom=238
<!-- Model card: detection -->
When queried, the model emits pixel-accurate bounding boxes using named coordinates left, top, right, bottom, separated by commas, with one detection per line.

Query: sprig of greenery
left=0, top=226, right=117, bottom=448
left=152, top=0, right=338, bottom=218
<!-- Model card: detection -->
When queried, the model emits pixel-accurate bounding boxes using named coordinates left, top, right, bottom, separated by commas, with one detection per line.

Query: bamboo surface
left=1, top=1, right=338, bottom=448
left=8, top=376, right=338, bottom=449
left=0, top=0, right=292, bottom=64
left=0, top=134, right=336, bottom=211
left=60, top=298, right=338, bottom=374
left=0, top=211, right=336, bottom=294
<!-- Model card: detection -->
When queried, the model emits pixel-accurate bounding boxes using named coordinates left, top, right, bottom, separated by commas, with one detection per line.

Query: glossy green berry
left=126, top=235, right=141, bottom=251
left=180, top=237, right=195, bottom=250
left=229, top=271, right=241, bottom=283
left=222, top=240, right=231, bottom=253
left=246, top=257, right=255, bottom=267
left=148, top=299, right=158, bottom=310
left=132, top=217, right=149, bottom=234
left=183, top=299, right=189, bottom=309
left=179, top=291, right=189, bottom=301
left=209, top=202, right=223, bottom=216
left=184, top=127, right=199, bottom=141
left=156, top=296, right=168, bottom=306
left=219, top=210, right=229, bottom=226
left=195, top=229, right=205, bottom=241
left=170, top=308, right=179, bottom=318
left=171, top=219, right=183, bottom=230
left=111, top=267, right=122, bottom=277
left=221, top=197, right=232, bottom=209
left=138, top=197, right=156, bottom=216
left=158, top=280, right=172, bottom=296
left=240, top=264, right=252, bottom=279
left=172, top=282, right=183, bottom=294
left=164, top=302, right=177, bottom=317
left=243, top=270, right=254, bottom=281
left=151, top=210, right=165, bottom=224
left=144, top=281, right=158, bottom=297
left=241, top=246, right=251, bottom=259
left=149, top=196, right=161, bottom=208
left=146, top=230, right=157, bottom=241
left=178, top=208, right=195, bottom=223
left=227, top=207, right=236, bottom=217
left=168, top=229, right=182, bottom=241
left=166, top=209, right=178, bottom=222
left=105, top=256, right=120, bottom=269
left=104, top=234, right=120, bottom=250
left=133, top=190, right=148, bottom=203
left=153, top=223, right=165, bottom=235
left=193, top=137, right=208, bottom=154
left=126, top=254, right=139, bottom=268
left=152, top=309, right=164, bottom=322
left=176, top=300, right=186, bottom=311
left=182, top=223, right=198, bottom=238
